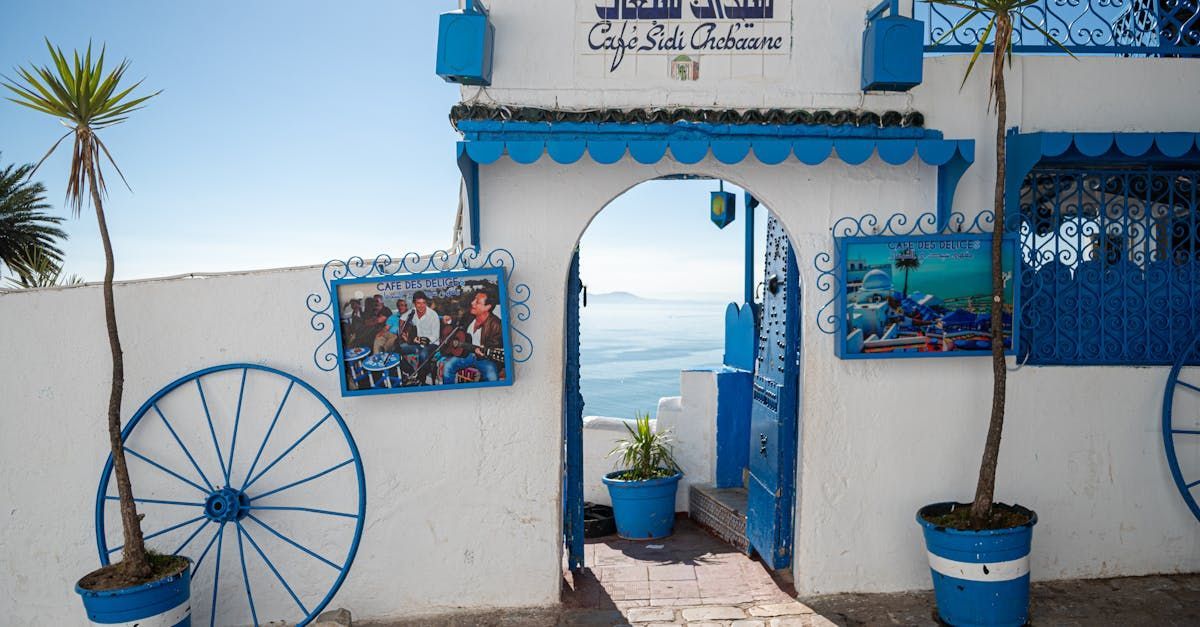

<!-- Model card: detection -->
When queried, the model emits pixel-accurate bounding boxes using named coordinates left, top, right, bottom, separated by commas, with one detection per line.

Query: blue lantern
left=711, top=183, right=736, bottom=229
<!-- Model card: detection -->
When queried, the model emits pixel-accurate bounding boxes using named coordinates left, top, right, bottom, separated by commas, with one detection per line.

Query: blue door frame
left=563, top=250, right=585, bottom=571
left=746, top=215, right=800, bottom=570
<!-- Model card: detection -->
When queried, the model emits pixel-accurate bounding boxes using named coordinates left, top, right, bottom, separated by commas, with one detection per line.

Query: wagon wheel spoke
left=196, top=377, right=230, bottom=486
left=238, top=521, right=309, bottom=616
left=226, top=368, right=249, bottom=488
left=246, top=514, right=342, bottom=571
left=242, top=412, right=333, bottom=492
left=249, top=458, right=354, bottom=502
left=192, top=522, right=225, bottom=577
left=155, top=404, right=216, bottom=492
left=173, top=518, right=213, bottom=555
left=108, top=515, right=206, bottom=554
left=241, top=381, right=295, bottom=491
left=1177, top=379, right=1200, bottom=394
left=210, top=523, right=225, bottom=627
left=125, top=447, right=209, bottom=495
left=247, top=505, right=357, bottom=519
left=236, top=523, right=260, bottom=627
left=104, top=495, right=204, bottom=508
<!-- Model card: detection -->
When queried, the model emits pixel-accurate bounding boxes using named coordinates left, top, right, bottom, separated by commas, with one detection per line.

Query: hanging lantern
left=711, top=181, right=736, bottom=229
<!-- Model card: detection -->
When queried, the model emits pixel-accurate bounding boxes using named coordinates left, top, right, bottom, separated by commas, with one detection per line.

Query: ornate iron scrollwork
left=923, top=0, right=1199, bottom=56
left=814, top=211, right=996, bottom=336
left=307, top=248, right=534, bottom=372
left=1017, top=167, right=1200, bottom=365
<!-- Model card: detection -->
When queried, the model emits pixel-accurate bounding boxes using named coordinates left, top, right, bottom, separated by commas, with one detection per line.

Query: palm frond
left=924, top=0, right=1074, bottom=91
left=2, top=39, right=160, bottom=215
left=3, top=245, right=80, bottom=289
left=0, top=155, right=67, bottom=282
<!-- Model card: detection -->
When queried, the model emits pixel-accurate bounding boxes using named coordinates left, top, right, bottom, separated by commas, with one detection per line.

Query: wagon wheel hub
left=204, top=487, right=249, bottom=522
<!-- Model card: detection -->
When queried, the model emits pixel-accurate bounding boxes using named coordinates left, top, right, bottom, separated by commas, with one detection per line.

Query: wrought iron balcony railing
left=922, top=0, right=1199, bottom=56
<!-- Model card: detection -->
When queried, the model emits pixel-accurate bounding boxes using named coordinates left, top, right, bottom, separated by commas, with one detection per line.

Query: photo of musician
left=442, top=288, right=504, bottom=383
left=391, top=291, right=440, bottom=384
left=332, top=269, right=513, bottom=395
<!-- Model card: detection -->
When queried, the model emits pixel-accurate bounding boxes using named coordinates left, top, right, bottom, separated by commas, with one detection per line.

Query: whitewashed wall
left=654, top=370, right=721, bottom=512
left=2, top=3, right=1199, bottom=625
left=475, top=0, right=914, bottom=111
left=0, top=268, right=564, bottom=625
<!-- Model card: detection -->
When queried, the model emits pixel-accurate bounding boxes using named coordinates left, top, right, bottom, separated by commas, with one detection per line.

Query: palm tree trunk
left=970, top=14, right=1012, bottom=529
left=88, top=141, right=151, bottom=578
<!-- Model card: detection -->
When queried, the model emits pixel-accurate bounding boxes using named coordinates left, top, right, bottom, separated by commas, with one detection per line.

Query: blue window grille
left=1017, top=165, right=1200, bottom=364
left=923, top=0, right=1200, bottom=56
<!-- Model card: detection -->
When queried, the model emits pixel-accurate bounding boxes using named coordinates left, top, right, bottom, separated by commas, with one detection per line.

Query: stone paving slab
left=366, top=519, right=1199, bottom=627
left=365, top=573, right=1200, bottom=626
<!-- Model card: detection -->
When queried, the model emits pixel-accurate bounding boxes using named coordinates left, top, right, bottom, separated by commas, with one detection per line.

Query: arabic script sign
left=577, top=1, right=792, bottom=81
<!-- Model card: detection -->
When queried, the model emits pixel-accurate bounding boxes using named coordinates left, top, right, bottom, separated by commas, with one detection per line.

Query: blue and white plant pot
left=917, top=503, right=1037, bottom=627
left=76, top=559, right=192, bottom=627
left=603, top=471, right=682, bottom=540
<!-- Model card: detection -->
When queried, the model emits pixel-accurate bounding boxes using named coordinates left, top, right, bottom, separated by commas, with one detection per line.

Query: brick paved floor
left=370, top=518, right=1199, bottom=626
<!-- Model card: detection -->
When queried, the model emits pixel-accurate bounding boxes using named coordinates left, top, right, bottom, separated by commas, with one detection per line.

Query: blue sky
left=2, top=1, right=757, bottom=300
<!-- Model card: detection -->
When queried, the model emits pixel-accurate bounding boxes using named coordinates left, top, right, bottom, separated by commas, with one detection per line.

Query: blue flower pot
left=603, top=471, right=682, bottom=540
left=917, top=503, right=1037, bottom=627
left=76, top=558, right=192, bottom=626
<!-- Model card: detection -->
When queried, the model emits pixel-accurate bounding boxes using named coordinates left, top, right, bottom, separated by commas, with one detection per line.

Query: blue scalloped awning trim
left=1006, top=131, right=1200, bottom=218
left=1013, top=131, right=1200, bottom=162
left=455, top=120, right=975, bottom=168
left=455, top=120, right=976, bottom=248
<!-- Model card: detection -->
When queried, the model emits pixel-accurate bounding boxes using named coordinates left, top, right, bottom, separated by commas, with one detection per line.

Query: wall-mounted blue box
left=861, top=1, right=924, bottom=92
left=436, top=1, right=494, bottom=86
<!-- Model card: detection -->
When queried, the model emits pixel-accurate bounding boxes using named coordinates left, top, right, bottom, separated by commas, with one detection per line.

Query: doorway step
left=688, top=483, right=749, bottom=553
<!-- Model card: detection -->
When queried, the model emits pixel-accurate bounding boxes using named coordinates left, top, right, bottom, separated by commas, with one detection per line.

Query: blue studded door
left=563, top=250, right=585, bottom=571
left=746, top=216, right=800, bottom=570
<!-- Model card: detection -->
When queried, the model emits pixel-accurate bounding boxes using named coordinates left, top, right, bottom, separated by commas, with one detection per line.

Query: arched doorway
left=562, top=175, right=803, bottom=581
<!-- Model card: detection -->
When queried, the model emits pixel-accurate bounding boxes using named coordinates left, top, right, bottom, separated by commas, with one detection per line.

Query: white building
left=1, top=1, right=1198, bottom=624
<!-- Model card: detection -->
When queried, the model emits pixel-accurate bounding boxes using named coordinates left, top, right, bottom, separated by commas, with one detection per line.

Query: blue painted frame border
left=331, top=267, right=516, bottom=397
left=833, top=232, right=1021, bottom=360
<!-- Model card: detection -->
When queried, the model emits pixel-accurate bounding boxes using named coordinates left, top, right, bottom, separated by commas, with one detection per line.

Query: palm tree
left=926, top=0, right=1071, bottom=528
left=894, top=248, right=920, bottom=298
left=5, top=245, right=83, bottom=288
left=4, top=40, right=159, bottom=579
left=0, top=157, right=66, bottom=284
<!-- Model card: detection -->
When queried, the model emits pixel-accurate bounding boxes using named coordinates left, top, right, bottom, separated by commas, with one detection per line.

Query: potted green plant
left=3, top=41, right=188, bottom=624
left=602, top=412, right=683, bottom=540
left=916, top=3, right=1071, bottom=626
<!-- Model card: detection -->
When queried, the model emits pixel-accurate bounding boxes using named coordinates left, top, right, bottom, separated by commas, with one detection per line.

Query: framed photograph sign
left=835, top=233, right=1020, bottom=360
left=331, top=268, right=514, bottom=396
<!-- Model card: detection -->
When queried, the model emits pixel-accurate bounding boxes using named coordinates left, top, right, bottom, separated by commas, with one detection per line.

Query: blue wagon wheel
left=94, top=364, right=366, bottom=626
left=1163, top=339, right=1200, bottom=524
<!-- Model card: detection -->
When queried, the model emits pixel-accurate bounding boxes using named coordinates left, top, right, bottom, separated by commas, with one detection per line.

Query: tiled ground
left=369, top=518, right=1200, bottom=626
left=558, top=518, right=829, bottom=625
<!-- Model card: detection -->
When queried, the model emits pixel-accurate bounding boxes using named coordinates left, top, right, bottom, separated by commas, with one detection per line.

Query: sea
left=579, top=299, right=728, bottom=419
